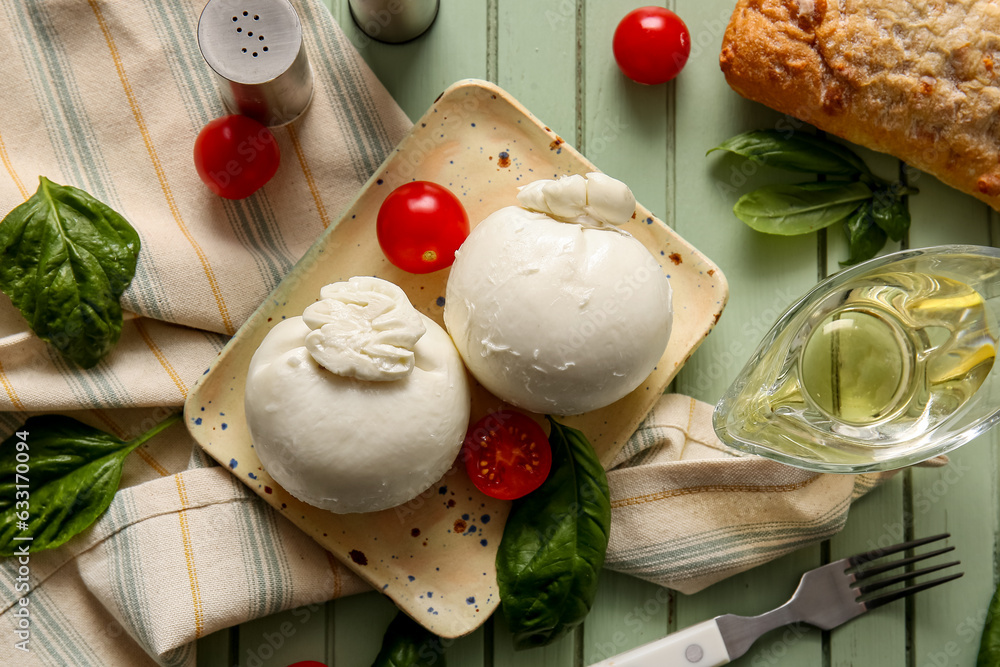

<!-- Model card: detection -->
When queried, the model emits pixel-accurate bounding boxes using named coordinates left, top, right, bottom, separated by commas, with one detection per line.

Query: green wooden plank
left=497, top=0, right=578, bottom=146
left=821, top=129, right=905, bottom=667
left=583, top=0, right=669, bottom=222
left=490, top=11, right=576, bottom=667
left=824, top=149, right=993, bottom=665
left=907, top=442, right=997, bottom=667
left=828, top=476, right=907, bottom=667
left=572, top=4, right=673, bottom=665
left=671, top=13, right=822, bottom=404
left=197, top=628, right=232, bottom=667
left=332, top=592, right=400, bottom=666
left=582, top=571, right=671, bottom=664
left=238, top=606, right=330, bottom=667
left=903, top=177, right=995, bottom=667
left=671, top=0, right=825, bottom=664
left=326, top=0, right=488, bottom=121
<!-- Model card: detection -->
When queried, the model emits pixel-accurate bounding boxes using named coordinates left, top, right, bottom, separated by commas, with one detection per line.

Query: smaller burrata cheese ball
left=444, top=173, right=672, bottom=415
left=244, top=277, right=471, bottom=514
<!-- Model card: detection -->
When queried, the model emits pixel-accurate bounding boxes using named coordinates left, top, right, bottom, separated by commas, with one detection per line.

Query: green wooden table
left=196, top=1, right=1000, bottom=665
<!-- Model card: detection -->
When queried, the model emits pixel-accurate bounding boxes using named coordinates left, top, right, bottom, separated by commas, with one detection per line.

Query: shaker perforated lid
left=198, top=0, right=313, bottom=126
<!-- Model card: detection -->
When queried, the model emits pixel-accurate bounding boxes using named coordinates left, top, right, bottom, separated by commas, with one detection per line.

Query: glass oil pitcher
left=713, top=245, right=1000, bottom=473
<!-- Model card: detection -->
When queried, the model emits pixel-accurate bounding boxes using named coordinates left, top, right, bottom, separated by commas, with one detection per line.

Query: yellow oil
left=797, top=274, right=995, bottom=428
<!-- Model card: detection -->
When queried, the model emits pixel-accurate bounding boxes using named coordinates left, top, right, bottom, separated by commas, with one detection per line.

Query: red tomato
left=613, top=7, right=691, bottom=85
left=376, top=181, right=469, bottom=274
left=193, top=115, right=280, bottom=199
left=462, top=411, right=553, bottom=500
left=284, top=663, right=327, bottom=667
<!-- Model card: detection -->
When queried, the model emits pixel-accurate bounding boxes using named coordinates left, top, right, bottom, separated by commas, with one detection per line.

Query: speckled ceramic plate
left=184, top=79, right=728, bottom=638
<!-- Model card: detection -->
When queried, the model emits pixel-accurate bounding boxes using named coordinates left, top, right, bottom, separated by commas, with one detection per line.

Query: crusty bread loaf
left=720, top=0, right=1000, bottom=210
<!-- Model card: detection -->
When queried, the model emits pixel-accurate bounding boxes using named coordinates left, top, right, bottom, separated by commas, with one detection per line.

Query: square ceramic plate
left=184, top=79, right=728, bottom=638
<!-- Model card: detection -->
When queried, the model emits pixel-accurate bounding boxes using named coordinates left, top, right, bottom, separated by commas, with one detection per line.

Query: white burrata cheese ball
left=245, top=277, right=471, bottom=513
left=444, top=173, right=673, bottom=415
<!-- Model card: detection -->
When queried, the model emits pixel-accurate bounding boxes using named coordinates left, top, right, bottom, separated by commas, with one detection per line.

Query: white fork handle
left=588, top=619, right=731, bottom=667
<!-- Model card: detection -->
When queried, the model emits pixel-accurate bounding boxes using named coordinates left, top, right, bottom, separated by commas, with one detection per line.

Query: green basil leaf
left=870, top=187, right=912, bottom=242
left=708, top=129, right=871, bottom=177
left=371, top=612, right=446, bottom=667
left=978, top=582, right=1000, bottom=667
left=0, top=176, right=141, bottom=368
left=496, top=418, right=611, bottom=650
left=839, top=201, right=887, bottom=266
left=733, top=181, right=873, bottom=236
left=0, top=413, right=180, bottom=555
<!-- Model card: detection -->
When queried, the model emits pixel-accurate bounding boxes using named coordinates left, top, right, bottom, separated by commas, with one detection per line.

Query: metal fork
left=590, top=533, right=962, bottom=667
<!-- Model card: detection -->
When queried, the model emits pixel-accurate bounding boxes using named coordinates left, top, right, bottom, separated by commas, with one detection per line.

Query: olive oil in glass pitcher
left=713, top=246, right=1000, bottom=472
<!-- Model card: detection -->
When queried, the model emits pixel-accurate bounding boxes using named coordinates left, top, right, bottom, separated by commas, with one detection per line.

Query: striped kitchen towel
left=0, top=1, right=940, bottom=666
left=603, top=394, right=940, bottom=595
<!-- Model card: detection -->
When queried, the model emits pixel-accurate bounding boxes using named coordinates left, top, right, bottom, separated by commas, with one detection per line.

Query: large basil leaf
left=0, top=413, right=180, bottom=555
left=840, top=201, right=888, bottom=266
left=371, top=612, right=446, bottom=667
left=733, top=181, right=873, bottom=235
left=0, top=177, right=141, bottom=368
left=709, top=129, right=871, bottom=177
left=496, top=418, right=611, bottom=650
left=978, top=583, right=1000, bottom=667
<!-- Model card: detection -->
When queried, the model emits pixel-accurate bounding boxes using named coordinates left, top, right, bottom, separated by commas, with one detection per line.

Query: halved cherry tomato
left=194, top=114, right=280, bottom=199
left=376, top=181, right=469, bottom=274
left=462, top=411, right=553, bottom=500
left=613, top=7, right=691, bottom=85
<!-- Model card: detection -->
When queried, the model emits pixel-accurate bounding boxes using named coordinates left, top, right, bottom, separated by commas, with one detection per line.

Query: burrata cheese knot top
left=444, top=172, right=673, bottom=415
left=244, top=276, right=471, bottom=514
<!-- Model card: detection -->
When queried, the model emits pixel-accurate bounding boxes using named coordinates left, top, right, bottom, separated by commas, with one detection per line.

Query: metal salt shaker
left=197, top=0, right=313, bottom=126
left=349, top=0, right=439, bottom=43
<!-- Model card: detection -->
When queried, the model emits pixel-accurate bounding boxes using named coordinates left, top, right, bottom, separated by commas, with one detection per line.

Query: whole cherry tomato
left=284, top=662, right=327, bottom=667
left=462, top=411, right=553, bottom=500
left=613, top=7, right=691, bottom=85
left=194, top=115, right=280, bottom=199
left=376, top=181, right=470, bottom=274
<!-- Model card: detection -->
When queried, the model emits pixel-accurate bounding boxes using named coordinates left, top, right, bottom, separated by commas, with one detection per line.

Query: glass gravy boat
left=713, top=245, right=1000, bottom=473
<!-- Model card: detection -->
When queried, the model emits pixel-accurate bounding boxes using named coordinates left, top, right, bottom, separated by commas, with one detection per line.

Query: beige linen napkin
left=0, top=1, right=924, bottom=666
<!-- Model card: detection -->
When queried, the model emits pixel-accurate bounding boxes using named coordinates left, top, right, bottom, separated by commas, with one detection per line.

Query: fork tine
left=853, top=546, right=955, bottom=578
left=848, top=532, right=950, bottom=567
left=862, top=572, right=964, bottom=610
left=855, top=560, right=961, bottom=595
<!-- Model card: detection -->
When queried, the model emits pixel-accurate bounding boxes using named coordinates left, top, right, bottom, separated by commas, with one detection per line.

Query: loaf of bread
left=720, top=0, right=1000, bottom=210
